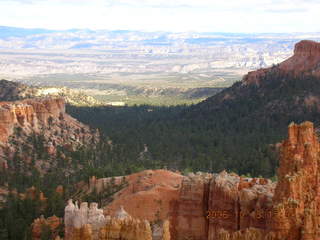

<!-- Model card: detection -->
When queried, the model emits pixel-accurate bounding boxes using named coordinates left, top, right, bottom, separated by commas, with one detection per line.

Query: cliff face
left=269, top=121, right=320, bottom=240
left=244, top=40, right=320, bottom=85
left=0, top=97, right=100, bottom=175
left=207, top=172, right=274, bottom=239
left=0, top=98, right=65, bottom=143
left=169, top=173, right=212, bottom=240
left=167, top=171, right=274, bottom=240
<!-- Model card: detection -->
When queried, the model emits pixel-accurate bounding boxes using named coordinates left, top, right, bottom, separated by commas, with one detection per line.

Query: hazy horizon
left=2, top=25, right=320, bottom=35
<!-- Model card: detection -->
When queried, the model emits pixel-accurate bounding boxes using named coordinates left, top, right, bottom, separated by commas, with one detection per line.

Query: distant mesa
left=244, top=40, right=320, bottom=85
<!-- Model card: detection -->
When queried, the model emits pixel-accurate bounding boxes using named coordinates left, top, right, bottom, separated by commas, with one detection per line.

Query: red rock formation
left=31, top=215, right=61, bottom=240
left=244, top=40, right=320, bottom=85
left=100, top=170, right=183, bottom=222
left=0, top=98, right=65, bottom=143
left=280, top=40, right=320, bottom=77
left=0, top=97, right=100, bottom=174
left=269, top=121, right=320, bottom=240
left=207, top=172, right=274, bottom=240
left=169, top=173, right=212, bottom=240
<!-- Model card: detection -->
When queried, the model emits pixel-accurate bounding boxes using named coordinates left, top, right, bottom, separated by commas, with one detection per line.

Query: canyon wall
left=169, top=173, right=211, bottom=240
left=168, top=171, right=274, bottom=240
left=0, top=98, right=65, bottom=143
left=0, top=97, right=100, bottom=172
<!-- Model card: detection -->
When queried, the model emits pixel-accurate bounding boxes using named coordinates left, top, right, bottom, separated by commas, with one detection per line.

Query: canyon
left=32, top=121, right=320, bottom=239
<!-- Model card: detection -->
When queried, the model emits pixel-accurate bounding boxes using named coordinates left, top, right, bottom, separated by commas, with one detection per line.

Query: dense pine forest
left=67, top=71, right=320, bottom=179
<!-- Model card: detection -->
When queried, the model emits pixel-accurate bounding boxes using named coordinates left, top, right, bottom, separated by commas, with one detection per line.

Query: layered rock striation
left=0, top=97, right=65, bottom=143
left=169, top=172, right=212, bottom=240
left=84, top=170, right=274, bottom=240
left=0, top=97, right=100, bottom=173
left=0, top=97, right=65, bottom=141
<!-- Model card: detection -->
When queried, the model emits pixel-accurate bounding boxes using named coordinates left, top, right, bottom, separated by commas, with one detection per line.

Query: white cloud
left=0, top=0, right=319, bottom=32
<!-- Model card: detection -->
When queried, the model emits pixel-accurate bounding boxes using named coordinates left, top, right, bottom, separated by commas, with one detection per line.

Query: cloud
left=0, top=0, right=319, bottom=32
left=265, top=8, right=308, bottom=13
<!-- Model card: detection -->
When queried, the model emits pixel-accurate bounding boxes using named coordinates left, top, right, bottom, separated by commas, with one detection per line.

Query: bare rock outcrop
left=99, top=170, right=183, bottom=222
left=63, top=200, right=162, bottom=240
left=207, top=171, right=275, bottom=239
left=269, top=121, right=320, bottom=240
left=244, top=40, right=320, bottom=85
left=0, top=97, right=100, bottom=174
left=0, top=98, right=65, bottom=143
left=169, top=172, right=212, bottom=240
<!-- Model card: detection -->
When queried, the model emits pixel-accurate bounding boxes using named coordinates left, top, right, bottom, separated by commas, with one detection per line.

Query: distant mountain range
left=2, top=26, right=320, bottom=96
left=1, top=25, right=320, bottom=51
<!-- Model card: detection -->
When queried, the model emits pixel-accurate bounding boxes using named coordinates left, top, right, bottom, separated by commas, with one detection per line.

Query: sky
left=0, top=0, right=320, bottom=33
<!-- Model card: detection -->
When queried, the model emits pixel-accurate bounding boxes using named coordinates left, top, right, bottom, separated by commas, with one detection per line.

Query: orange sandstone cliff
left=269, top=121, right=320, bottom=239
left=0, top=98, right=65, bottom=143
left=0, top=97, right=99, bottom=172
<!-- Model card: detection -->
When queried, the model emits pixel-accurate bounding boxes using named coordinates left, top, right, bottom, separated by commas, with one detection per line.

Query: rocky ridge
left=0, top=97, right=99, bottom=173
left=57, top=121, right=320, bottom=240
left=244, top=40, right=320, bottom=85
left=0, top=79, right=102, bottom=106
left=192, top=40, right=320, bottom=122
